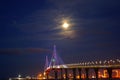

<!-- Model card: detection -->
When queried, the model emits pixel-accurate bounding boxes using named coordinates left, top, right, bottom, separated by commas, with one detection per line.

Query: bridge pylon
left=49, top=45, right=63, bottom=68
left=49, top=45, right=58, bottom=68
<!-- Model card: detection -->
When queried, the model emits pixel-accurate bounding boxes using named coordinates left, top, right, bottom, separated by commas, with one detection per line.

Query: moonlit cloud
left=14, top=0, right=120, bottom=42
left=14, top=8, right=76, bottom=41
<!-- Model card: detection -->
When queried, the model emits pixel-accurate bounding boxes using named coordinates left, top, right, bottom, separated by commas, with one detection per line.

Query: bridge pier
left=72, top=68, right=76, bottom=80
left=54, top=69, right=58, bottom=80
left=46, top=73, right=49, bottom=80
left=85, top=68, right=89, bottom=80
left=65, top=68, right=68, bottom=80
left=107, top=68, right=113, bottom=80
left=60, top=68, right=63, bottom=79
left=94, top=68, right=98, bottom=80
left=78, top=68, right=81, bottom=80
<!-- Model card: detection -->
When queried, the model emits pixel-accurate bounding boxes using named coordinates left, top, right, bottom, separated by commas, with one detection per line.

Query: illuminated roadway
left=46, top=64, right=120, bottom=71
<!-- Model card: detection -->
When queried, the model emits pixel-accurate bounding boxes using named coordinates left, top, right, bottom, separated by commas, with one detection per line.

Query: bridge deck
left=46, top=64, right=120, bottom=71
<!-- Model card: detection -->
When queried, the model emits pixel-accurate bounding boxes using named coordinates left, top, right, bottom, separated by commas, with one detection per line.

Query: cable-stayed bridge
left=43, top=45, right=120, bottom=80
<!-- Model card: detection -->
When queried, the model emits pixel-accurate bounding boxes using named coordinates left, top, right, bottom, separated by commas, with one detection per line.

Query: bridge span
left=42, top=45, right=120, bottom=80
left=45, top=63, right=120, bottom=80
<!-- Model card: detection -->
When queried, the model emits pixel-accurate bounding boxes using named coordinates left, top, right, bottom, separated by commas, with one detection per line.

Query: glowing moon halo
left=62, top=22, right=69, bottom=29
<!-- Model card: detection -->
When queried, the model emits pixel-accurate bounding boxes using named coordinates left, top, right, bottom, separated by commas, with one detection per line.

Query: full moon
left=62, top=22, right=69, bottom=29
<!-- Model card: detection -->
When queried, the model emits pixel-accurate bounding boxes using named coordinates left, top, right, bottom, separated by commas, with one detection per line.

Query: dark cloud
left=0, top=48, right=51, bottom=55
left=25, top=48, right=52, bottom=53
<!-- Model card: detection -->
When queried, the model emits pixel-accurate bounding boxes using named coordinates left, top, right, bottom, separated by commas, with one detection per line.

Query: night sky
left=0, top=0, right=120, bottom=79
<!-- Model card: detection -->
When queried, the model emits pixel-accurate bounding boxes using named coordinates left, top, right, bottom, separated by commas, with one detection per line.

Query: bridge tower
left=45, top=45, right=65, bottom=80
left=49, top=45, right=60, bottom=68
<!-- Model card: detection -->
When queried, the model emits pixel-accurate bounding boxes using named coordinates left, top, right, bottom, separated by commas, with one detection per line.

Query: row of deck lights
left=78, top=59, right=120, bottom=66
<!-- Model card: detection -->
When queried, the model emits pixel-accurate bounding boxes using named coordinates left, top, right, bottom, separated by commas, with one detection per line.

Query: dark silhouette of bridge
left=44, top=45, right=120, bottom=80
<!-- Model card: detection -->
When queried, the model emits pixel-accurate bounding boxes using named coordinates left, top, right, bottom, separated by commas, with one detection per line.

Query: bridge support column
left=65, top=68, right=68, bottom=80
left=107, top=68, right=112, bottom=80
left=46, top=73, right=49, bottom=79
left=72, top=68, right=76, bottom=80
left=60, top=68, right=63, bottom=79
left=85, top=68, right=89, bottom=80
left=54, top=69, right=58, bottom=80
left=78, top=68, right=81, bottom=80
left=94, top=68, right=98, bottom=80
